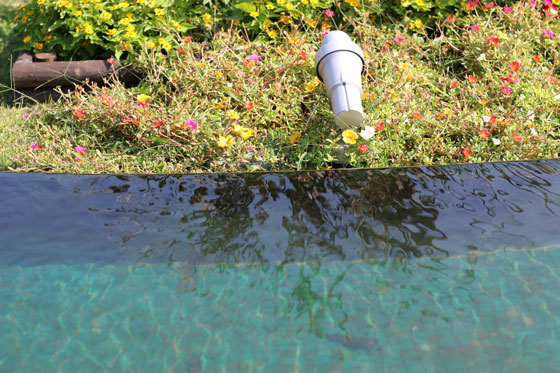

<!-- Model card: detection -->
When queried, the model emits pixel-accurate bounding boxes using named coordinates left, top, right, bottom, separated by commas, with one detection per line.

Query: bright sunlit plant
left=14, top=0, right=194, bottom=60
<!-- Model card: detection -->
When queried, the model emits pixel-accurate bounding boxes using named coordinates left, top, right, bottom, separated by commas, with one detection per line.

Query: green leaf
left=224, top=8, right=245, bottom=21
left=234, top=2, right=256, bottom=13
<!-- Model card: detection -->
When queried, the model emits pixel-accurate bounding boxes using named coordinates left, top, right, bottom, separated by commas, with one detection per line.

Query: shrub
left=14, top=0, right=521, bottom=61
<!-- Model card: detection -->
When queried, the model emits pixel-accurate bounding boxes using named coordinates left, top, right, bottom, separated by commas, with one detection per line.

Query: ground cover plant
left=0, top=0, right=558, bottom=174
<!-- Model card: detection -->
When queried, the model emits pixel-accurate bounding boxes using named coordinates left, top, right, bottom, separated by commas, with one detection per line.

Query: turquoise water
left=1, top=160, right=560, bottom=371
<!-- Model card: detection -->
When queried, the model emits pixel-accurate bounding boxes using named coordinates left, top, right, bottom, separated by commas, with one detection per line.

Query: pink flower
left=529, top=0, right=537, bottom=6
left=246, top=145, right=253, bottom=150
left=503, top=5, right=513, bottom=12
left=23, top=114, right=29, bottom=119
left=358, top=143, right=369, bottom=153
left=446, top=15, right=457, bottom=23
left=501, top=87, right=512, bottom=94
left=508, top=74, right=520, bottom=83
left=462, top=148, right=473, bottom=158
left=470, top=25, right=480, bottom=31
left=321, top=30, right=329, bottom=38
left=30, top=142, right=43, bottom=151
left=248, top=54, right=261, bottom=64
left=479, top=128, right=490, bottom=140
left=393, top=36, right=404, bottom=43
left=512, top=133, right=523, bottom=142
left=542, top=30, right=555, bottom=40
left=325, top=9, right=335, bottom=17
left=76, top=156, right=82, bottom=162
left=484, top=2, right=495, bottom=8
left=74, top=146, right=87, bottom=154
left=107, top=57, right=116, bottom=64
left=244, top=101, right=254, bottom=110
left=185, top=119, right=197, bottom=130
left=183, top=36, right=193, bottom=42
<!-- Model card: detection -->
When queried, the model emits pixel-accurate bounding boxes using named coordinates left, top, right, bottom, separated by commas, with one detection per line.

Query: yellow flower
left=146, top=40, right=156, bottom=48
left=34, top=42, right=44, bottom=50
left=217, top=135, right=234, bottom=149
left=126, top=30, right=137, bottom=38
left=304, top=77, right=320, bottom=92
left=310, top=0, right=319, bottom=4
left=266, top=3, right=275, bottom=9
left=121, top=41, right=130, bottom=51
left=280, top=15, right=292, bottom=24
left=416, top=0, right=425, bottom=5
left=250, top=11, right=259, bottom=17
left=414, top=19, right=423, bottom=28
left=202, top=13, right=212, bottom=24
left=215, top=71, right=223, bottom=78
left=155, top=8, right=165, bottom=16
left=286, top=3, right=294, bottom=10
left=240, top=128, right=255, bottom=140
left=119, top=18, right=131, bottom=26
left=23, top=36, right=31, bottom=43
left=74, top=10, right=83, bottom=16
left=27, top=11, right=34, bottom=16
left=21, top=16, right=28, bottom=24
left=342, top=129, right=358, bottom=144
left=277, top=0, right=286, bottom=4
left=84, top=23, right=94, bottom=34
left=107, top=28, right=118, bottom=36
left=137, top=94, right=151, bottom=103
left=301, top=0, right=308, bottom=4
left=158, top=38, right=171, bottom=50
left=268, top=30, right=278, bottom=38
left=120, top=1, right=130, bottom=8
left=305, top=18, right=317, bottom=28
left=226, top=110, right=240, bottom=120
left=289, top=131, right=301, bottom=143
left=194, top=62, right=205, bottom=67
left=37, top=0, right=46, bottom=4
left=102, top=12, right=112, bottom=20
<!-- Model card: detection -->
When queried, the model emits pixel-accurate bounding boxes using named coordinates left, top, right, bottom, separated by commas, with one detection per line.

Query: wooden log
left=13, top=56, right=141, bottom=89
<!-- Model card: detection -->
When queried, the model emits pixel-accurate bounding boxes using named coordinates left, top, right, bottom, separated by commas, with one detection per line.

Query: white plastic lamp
left=315, top=31, right=365, bottom=129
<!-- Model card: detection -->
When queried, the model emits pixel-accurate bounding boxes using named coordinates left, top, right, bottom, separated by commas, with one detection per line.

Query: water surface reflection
left=1, top=159, right=559, bottom=265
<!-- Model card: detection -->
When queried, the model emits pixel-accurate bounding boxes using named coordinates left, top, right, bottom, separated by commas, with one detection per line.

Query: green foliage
left=14, top=0, right=520, bottom=61
left=14, top=0, right=195, bottom=60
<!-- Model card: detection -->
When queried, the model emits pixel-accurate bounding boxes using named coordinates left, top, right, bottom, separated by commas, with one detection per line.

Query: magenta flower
left=484, top=2, right=494, bottom=8
left=248, top=54, right=261, bottom=64
left=23, top=114, right=29, bottom=119
left=185, top=119, right=197, bottom=130
left=30, top=142, right=43, bottom=151
left=501, top=87, right=512, bottom=95
left=503, top=6, right=513, bottom=12
left=470, top=25, right=480, bottom=31
left=325, top=9, right=335, bottom=17
left=542, top=30, right=555, bottom=40
left=393, top=36, right=403, bottom=43
left=74, top=146, right=88, bottom=154
left=107, top=57, right=116, bottom=64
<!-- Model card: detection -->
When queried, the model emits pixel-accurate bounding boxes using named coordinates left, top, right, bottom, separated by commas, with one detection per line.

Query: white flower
left=492, top=138, right=501, bottom=146
left=477, top=53, right=485, bottom=61
left=530, top=128, right=538, bottom=136
left=554, top=92, right=560, bottom=100
left=482, top=115, right=492, bottom=123
left=360, top=125, right=375, bottom=140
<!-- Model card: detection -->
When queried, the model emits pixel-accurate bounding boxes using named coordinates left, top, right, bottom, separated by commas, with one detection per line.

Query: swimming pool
left=1, top=159, right=559, bottom=371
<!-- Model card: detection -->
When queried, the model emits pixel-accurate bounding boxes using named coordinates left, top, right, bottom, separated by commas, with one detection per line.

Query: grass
left=1, top=1, right=559, bottom=174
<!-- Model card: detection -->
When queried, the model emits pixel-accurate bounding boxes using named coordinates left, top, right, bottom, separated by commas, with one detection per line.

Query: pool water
left=1, top=160, right=560, bottom=371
